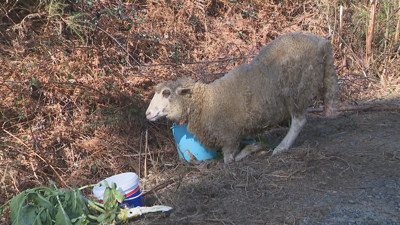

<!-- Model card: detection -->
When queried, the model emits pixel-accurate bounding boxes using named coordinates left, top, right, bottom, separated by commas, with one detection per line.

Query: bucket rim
left=97, top=172, right=139, bottom=186
left=94, top=172, right=139, bottom=185
left=123, top=181, right=145, bottom=200
left=171, top=123, right=185, bottom=129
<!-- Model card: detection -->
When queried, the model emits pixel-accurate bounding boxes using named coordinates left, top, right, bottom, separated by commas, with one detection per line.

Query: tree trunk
left=365, top=0, right=378, bottom=66
left=395, top=0, right=400, bottom=43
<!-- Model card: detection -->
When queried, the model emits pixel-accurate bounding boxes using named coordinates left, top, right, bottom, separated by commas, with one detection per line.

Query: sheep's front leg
left=272, top=114, right=306, bottom=155
left=222, top=144, right=240, bottom=163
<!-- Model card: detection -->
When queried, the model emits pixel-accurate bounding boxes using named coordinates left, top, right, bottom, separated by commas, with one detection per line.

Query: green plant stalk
left=87, top=199, right=105, bottom=213
left=78, top=183, right=99, bottom=191
left=86, top=214, right=99, bottom=221
left=0, top=199, right=12, bottom=212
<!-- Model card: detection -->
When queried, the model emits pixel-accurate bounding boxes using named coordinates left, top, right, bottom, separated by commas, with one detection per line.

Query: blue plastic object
left=122, top=184, right=144, bottom=209
left=171, top=124, right=218, bottom=161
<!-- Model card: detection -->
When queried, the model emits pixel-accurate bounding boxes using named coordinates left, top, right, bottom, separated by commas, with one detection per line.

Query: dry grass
left=0, top=0, right=399, bottom=223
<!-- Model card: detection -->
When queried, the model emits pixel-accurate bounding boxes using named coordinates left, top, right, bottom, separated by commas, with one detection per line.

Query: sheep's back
left=252, top=33, right=331, bottom=116
left=192, top=33, right=333, bottom=149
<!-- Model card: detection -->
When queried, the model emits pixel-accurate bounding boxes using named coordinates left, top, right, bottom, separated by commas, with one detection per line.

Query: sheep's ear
left=176, top=87, right=191, bottom=95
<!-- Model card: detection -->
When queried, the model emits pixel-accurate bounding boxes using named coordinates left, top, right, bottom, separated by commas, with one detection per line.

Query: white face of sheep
left=146, top=86, right=189, bottom=122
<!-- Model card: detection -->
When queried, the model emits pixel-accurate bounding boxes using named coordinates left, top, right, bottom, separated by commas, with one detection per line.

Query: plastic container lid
left=93, top=172, right=139, bottom=200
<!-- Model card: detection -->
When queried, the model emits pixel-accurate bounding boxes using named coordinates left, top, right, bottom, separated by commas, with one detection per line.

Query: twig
left=142, top=179, right=175, bottom=197
left=338, top=73, right=377, bottom=80
left=139, top=132, right=142, bottom=177
left=339, top=5, right=343, bottom=36
left=30, top=161, right=40, bottom=182
left=307, top=104, right=400, bottom=113
left=144, top=129, right=148, bottom=178
left=121, top=153, right=156, bottom=157
left=3, top=80, right=105, bottom=96
left=7, top=44, right=92, bottom=80
left=340, top=77, right=377, bottom=86
left=375, top=6, right=400, bottom=38
left=0, top=108, right=76, bottom=130
left=1, top=163, right=9, bottom=187
left=141, top=55, right=257, bottom=68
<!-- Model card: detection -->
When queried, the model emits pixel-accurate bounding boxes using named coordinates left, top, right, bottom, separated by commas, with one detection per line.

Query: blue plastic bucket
left=93, top=172, right=144, bottom=209
left=171, top=124, right=218, bottom=161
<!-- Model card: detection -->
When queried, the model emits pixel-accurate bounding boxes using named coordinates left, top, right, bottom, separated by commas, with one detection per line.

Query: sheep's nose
left=146, top=111, right=151, bottom=116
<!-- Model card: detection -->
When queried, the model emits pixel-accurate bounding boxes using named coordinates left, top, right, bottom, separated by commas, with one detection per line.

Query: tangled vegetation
left=1, top=0, right=399, bottom=223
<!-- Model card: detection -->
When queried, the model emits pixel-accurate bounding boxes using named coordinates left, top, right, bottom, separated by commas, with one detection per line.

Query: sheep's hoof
left=324, top=108, right=338, bottom=118
left=235, top=143, right=267, bottom=162
left=272, top=146, right=288, bottom=155
left=224, top=153, right=235, bottom=164
left=257, top=150, right=270, bottom=156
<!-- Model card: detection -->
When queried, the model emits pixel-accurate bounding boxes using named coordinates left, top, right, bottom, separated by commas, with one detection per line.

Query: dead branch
left=339, top=77, right=377, bottom=86
left=308, top=104, right=400, bottom=113
left=396, top=0, right=400, bottom=42
left=142, top=179, right=175, bottom=197
left=141, top=55, right=257, bottom=68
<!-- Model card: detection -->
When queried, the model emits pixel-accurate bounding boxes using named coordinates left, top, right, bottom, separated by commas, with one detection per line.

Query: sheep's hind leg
left=234, top=142, right=267, bottom=161
left=272, top=115, right=306, bottom=155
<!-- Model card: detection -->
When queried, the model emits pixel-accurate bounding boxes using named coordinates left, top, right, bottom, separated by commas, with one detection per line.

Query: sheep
left=146, top=33, right=338, bottom=163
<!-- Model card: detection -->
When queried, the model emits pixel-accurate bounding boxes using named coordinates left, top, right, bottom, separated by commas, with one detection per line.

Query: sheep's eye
left=162, top=89, right=171, bottom=98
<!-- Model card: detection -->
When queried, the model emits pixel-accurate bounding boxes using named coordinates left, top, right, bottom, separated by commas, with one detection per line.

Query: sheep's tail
left=323, top=42, right=339, bottom=118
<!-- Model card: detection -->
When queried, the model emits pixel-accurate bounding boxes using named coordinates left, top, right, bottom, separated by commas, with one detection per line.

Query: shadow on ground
left=130, top=97, right=400, bottom=224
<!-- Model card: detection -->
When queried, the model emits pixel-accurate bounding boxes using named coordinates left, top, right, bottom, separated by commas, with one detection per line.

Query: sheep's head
left=146, top=77, right=195, bottom=122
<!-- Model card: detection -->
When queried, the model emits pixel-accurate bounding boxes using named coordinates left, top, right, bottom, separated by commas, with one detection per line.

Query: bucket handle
left=126, top=181, right=144, bottom=200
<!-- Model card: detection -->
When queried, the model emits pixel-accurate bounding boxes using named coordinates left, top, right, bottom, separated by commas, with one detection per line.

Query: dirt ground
left=129, top=102, right=400, bottom=224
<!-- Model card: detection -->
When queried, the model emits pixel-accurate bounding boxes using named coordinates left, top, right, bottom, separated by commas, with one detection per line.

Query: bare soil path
left=131, top=109, right=400, bottom=225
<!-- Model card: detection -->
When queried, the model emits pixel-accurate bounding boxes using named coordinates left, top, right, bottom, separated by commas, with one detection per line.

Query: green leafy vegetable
left=0, top=181, right=172, bottom=224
